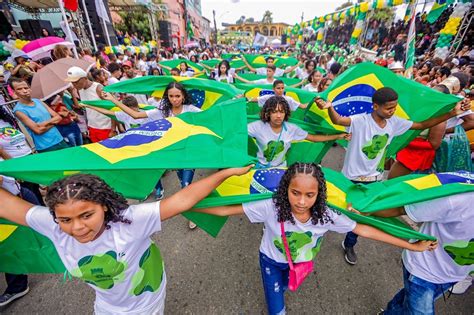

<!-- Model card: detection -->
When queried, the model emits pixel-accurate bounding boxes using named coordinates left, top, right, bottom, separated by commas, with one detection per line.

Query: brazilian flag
left=0, top=99, right=253, bottom=200
left=104, top=76, right=243, bottom=111
left=158, top=59, right=204, bottom=77
left=306, top=62, right=461, bottom=156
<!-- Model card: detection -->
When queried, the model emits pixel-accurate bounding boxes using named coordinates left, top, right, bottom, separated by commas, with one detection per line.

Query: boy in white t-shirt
left=233, top=64, right=277, bottom=85
left=359, top=189, right=474, bottom=314
left=248, top=80, right=311, bottom=111
left=317, top=87, right=470, bottom=264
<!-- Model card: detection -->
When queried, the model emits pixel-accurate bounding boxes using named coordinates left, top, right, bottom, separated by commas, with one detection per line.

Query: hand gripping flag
left=307, top=62, right=461, bottom=156
left=104, top=76, right=244, bottom=111
left=0, top=99, right=253, bottom=200
left=192, top=167, right=437, bottom=241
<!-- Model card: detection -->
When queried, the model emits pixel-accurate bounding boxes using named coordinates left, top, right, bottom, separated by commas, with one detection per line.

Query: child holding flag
left=0, top=166, right=253, bottom=314
left=316, top=87, right=470, bottom=264
left=247, top=80, right=312, bottom=111
left=248, top=96, right=349, bottom=168
left=193, top=162, right=437, bottom=315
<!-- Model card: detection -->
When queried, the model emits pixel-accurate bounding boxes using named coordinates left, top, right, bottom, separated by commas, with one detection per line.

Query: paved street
left=1, top=146, right=473, bottom=314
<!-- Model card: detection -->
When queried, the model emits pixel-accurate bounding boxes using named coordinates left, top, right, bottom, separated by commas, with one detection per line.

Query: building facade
left=223, top=21, right=290, bottom=39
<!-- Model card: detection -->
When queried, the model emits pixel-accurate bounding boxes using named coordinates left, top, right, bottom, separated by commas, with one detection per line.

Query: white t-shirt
left=79, top=82, right=112, bottom=130
left=26, top=202, right=166, bottom=314
left=248, top=121, right=307, bottom=167
left=138, top=60, right=148, bottom=73
left=147, top=97, right=162, bottom=108
left=403, top=191, right=474, bottom=284
left=257, top=94, right=300, bottom=112
left=303, top=83, right=318, bottom=92
left=253, top=78, right=276, bottom=85
left=0, top=175, right=20, bottom=195
left=256, top=67, right=284, bottom=77
left=295, top=67, right=310, bottom=80
left=180, top=70, right=194, bottom=77
left=243, top=199, right=356, bottom=263
left=446, top=110, right=472, bottom=130
left=108, top=77, right=120, bottom=86
left=213, top=68, right=235, bottom=83
left=0, top=120, right=31, bottom=158
left=145, top=105, right=201, bottom=120
left=342, top=113, right=413, bottom=180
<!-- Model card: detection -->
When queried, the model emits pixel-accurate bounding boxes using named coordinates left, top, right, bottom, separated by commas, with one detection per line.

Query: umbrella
left=22, top=37, right=75, bottom=61
left=30, top=58, right=94, bottom=100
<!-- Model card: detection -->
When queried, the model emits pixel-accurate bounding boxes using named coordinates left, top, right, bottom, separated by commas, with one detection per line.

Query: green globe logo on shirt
left=444, top=239, right=474, bottom=266
left=130, top=242, right=165, bottom=296
left=362, top=133, right=389, bottom=160
left=274, top=231, right=312, bottom=261
left=73, top=251, right=126, bottom=290
left=264, top=140, right=285, bottom=162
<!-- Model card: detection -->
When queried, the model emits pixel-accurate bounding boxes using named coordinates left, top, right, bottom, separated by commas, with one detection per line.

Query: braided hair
left=273, top=162, right=332, bottom=225
left=45, top=174, right=131, bottom=229
left=259, top=95, right=291, bottom=122
left=159, top=82, right=193, bottom=118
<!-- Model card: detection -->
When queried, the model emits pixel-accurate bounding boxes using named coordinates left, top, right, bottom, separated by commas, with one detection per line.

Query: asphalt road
left=1, top=146, right=473, bottom=314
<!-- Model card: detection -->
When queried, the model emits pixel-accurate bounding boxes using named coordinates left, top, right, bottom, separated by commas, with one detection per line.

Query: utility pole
left=213, top=10, right=218, bottom=45
left=301, top=12, right=304, bottom=23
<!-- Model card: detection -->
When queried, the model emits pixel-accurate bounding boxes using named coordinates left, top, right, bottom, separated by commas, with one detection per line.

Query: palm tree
left=262, top=10, right=273, bottom=24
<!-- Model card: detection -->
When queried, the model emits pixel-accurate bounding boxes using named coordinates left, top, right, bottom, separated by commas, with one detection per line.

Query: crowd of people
left=0, top=5, right=473, bottom=315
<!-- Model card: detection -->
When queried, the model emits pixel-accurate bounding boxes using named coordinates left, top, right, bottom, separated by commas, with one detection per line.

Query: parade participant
left=193, top=162, right=437, bottom=315
left=303, top=69, right=323, bottom=92
left=294, top=59, right=316, bottom=80
left=316, top=87, right=470, bottom=264
left=0, top=165, right=253, bottom=314
left=65, top=67, right=117, bottom=143
left=234, top=64, right=278, bottom=85
left=248, top=96, right=349, bottom=168
left=10, top=78, right=68, bottom=153
left=248, top=80, right=311, bottom=111
left=243, top=56, right=300, bottom=77
left=354, top=191, right=474, bottom=314
left=317, top=78, right=332, bottom=92
left=98, top=83, right=201, bottom=229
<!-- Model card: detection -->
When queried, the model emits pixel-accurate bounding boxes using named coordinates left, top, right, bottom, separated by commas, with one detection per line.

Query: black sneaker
left=0, top=287, right=29, bottom=307
left=341, top=241, right=357, bottom=265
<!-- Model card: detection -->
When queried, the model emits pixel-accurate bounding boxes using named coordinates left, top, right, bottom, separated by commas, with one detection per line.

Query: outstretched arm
left=192, top=204, right=245, bottom=216
left=81, top=104, right=116, bottom=117
left=101, top=92, right=148, bottom=119
left=352, top=223, right=437, bottom=252
left=242, top=57, right=256, bottom=72
left=315, top=98, right=352, bottom=127
left=306, top=132, right=351, bottom=142
left=160, top=165, right=253, bottom=220
left=411, top=100, right=470, bottom=130
left=0, top=188, right=34, bottom=226
left=233, top=73, right=252, bottom=84
left=283, top=61, right=302, bottom=74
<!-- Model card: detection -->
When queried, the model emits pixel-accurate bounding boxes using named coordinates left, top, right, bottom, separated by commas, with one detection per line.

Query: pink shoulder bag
left=280, top=221, right=314, bottom=291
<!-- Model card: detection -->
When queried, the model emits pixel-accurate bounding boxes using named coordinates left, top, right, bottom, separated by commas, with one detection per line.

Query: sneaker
left=341, top=241, right=357, bottom=265
left=451, top=276, right=473, bottom=294
left=188, top=220, right=197, bottom=229
left=0, top=287, right=30, bottom=307
left=154, top=189, right=164, bottom=201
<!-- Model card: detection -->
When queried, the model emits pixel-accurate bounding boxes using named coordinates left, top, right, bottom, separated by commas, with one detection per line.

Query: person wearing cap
left=9, top=77, right=67, bottom=153
left=65, top=66, right=116, bottom=143
left=388, top=61, right=404, bottom=76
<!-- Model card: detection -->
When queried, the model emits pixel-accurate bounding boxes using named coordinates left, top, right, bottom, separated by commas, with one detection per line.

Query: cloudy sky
left=200, top=0, right=352, bottom=27
left=200, top=0, right=429, bottom=28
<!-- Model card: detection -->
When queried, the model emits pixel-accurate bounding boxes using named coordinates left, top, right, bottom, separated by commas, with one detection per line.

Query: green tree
left=116, top=11, right=151, bottom=40
left=370, top=7, right=395, bottom=23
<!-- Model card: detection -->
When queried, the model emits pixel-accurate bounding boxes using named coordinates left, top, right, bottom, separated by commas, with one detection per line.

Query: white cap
left=388, top=61, right=404, bottom=70
left=64, top=66, right=88, bottom=82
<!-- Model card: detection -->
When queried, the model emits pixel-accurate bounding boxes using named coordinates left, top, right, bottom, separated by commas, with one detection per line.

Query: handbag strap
left=280, top=221, right=294, bottom=270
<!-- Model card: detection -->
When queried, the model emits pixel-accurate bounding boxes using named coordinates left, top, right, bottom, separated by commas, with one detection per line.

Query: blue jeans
left=56, top=123, right=83, bottom=147
left=155, top=169, right=195, bottom=194
left=343, top=180, right=377, bottom=248
left=385, top=265, right=455, bottom=315
left=259, top=252, right=289, bottom=315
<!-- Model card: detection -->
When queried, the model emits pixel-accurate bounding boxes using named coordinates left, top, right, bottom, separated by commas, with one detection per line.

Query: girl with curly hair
left=248, top=95, right=350, bottom=168
left=0, top=165, right=253, bottom=314
left=194, top=162, right=437, bottom=315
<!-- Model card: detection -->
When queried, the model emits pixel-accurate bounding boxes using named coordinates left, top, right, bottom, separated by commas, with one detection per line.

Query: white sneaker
left=451, top=276, right=473, bottom=294
left=188, top=221, right=197, bottom=229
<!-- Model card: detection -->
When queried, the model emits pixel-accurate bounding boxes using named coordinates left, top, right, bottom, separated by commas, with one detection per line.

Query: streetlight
left=213, top=10, right=230, bottom=45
